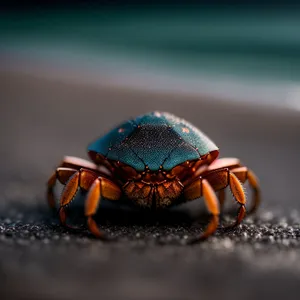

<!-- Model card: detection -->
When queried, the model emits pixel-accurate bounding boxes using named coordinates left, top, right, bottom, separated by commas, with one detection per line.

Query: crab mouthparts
left=123, top=179, right=184, bottom=209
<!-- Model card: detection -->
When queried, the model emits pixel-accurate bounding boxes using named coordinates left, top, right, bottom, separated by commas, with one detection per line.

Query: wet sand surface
left=1, top=71, right=300, bottom=300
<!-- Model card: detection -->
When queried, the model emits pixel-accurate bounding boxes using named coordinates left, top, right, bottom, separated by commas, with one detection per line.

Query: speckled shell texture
left=88, top=112, right=218, bottom=171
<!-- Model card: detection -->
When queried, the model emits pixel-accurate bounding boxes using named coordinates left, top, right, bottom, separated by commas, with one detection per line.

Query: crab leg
left=207, top=158, right=261, bottom=215
left=184, top=167, right=246, bottom=235
left=230, top=167, right=260, bottom=214
left=47, top=156, right=106, bottom=209
left=84, top=176, right=121, bottom=238
left=47, top=167, right=78, bottom=208
left=202, top=168, right=246, bottom=227
left=57, top=168, right=99, bottom=226
left=59, top=168, right=121, bottom=239
left=184, top=179, right=220, bottom=242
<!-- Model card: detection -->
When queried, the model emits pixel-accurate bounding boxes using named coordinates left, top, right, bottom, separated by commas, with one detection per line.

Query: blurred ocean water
left=1, top=7, right=300, bottom=110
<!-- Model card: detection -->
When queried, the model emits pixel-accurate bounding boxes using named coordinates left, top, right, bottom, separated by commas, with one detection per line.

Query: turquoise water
left=1, top=7, right=300, bottom=89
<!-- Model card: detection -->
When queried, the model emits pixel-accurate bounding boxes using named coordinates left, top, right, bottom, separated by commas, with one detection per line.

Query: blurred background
left=1, top=1, right=300, bottom=109
left=1, top=1, right=300, bottom=300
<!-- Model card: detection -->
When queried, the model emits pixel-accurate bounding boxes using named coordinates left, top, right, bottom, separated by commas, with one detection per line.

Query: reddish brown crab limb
left=85, top=177, right=121, bottom=238
left=47, top=156, right=109, bottom=209
left=58, top=168, right=98, bottom=225
left=59, top=167, right=103, bottom=207
left=207, top=158, right=242, bottom=213
left=207, top=158, right=261, bottom=216
left=85, top=179, right=104, bottom=238
left=46, top=156, right=97, bottom=209
left=184, top=178, right=220, bottom=242
left=228, top=167, right=261, bottom=215
left=203, top=168, right=246, bottom=227
left=59, top=168, right=121, bottom=238
left=47, top=167, right=78, bottom=209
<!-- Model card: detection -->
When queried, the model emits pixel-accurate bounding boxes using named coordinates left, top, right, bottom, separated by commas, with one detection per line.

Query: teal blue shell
left=88, top=112, right=218, bottom=172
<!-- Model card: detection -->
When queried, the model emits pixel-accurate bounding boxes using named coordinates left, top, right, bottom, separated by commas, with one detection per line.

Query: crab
left=47, top=111, right=260, bottom=242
